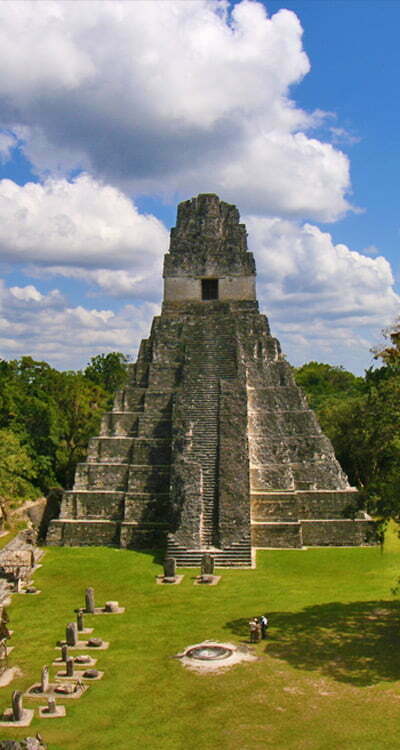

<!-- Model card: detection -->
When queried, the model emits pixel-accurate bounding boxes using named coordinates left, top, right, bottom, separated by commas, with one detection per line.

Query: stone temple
left=47, top=194, right=375, bottom=565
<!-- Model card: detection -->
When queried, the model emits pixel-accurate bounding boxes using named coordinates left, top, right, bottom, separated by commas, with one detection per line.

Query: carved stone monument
left=163, top=557, right=176, bottom=579
left=66, top=623, right=78, bottom=647
left=39, top=694, right=66, bottom=719
left=0, top=688, right=33, bottom=726
left=201, top=554, right=214, bottom=576
left=41, top=665, right=49, bottom=693
left=66, top=657, right=74, bottom=677
left=47, top=194, right=377, bottom=564
left=77, top=610, right=84, bottom=632
left=11, top=690, right=23, bottom=721
left=85, top=587, right=95, bottom=614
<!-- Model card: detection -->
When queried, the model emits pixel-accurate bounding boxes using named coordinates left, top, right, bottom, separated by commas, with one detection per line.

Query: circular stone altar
left=177, top=641, right=256, bottom=672
left=186, top=645, right=233, bottom=661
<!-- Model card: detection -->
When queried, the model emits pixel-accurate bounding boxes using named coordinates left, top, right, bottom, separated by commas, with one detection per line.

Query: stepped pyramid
left=47, top=194, right=376, bottom=565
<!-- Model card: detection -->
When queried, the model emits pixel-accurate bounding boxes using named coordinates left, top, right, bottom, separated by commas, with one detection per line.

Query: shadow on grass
left=224, top=617, right=253, bottom=638
left=128, top=547, right=166, bottom=565
left=224, top=600, right=400, bottom=686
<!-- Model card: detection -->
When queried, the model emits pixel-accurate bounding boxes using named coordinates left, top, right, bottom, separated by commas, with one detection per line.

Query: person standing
left=249, top=617, right=258, bottom=643
left=259, top=614, right=268, bottom=639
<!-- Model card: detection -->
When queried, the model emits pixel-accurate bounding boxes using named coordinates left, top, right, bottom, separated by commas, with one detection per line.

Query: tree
left=0, top=357, right=63, bottom=490
left=0, top=428, right=38, bottom=508
left=296, top=355, right=400, bottom=523
left=84, top=352, right=130, bottom=394
left=55, top=372, right=109, bottom=488
left=294, top=361, right=365, bottom=413
left=0, top=355, right=110, bottom=491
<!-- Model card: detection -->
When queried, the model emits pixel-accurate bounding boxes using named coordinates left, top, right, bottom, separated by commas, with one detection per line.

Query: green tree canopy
left=84, top=352, right=130, bottom=393
left=0, top=353, right=122, bottom=494
left=295, top=353, right=400, bottom=522
left=0, top=427, right=38, bottom=507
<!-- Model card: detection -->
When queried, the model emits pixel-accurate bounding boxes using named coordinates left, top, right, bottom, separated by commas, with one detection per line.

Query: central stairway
left=166, top=535, right=252, bottom=567
left=167, top=313, right=253, bottom=567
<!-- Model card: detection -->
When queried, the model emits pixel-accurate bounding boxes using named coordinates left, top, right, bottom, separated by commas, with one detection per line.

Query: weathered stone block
left=251, top=522, right=302, bottom=548
left=130, top=438, right=171, bottom=465
left=143, top=390, right=174, bottom=413
left=127, top=466, right=170, bottom=493
left=137, top=416, right=171, bottom=438
left=47, top=520, right=120, bottom=547
left=147, top=364, right=180, bottom=388
left=248, top=410, right=320, bottom=437
left=124, top=493, right=171, bottom=523
left=301, top=519, right=377, bottom=546
left=292, top=461, right=348, bottom=491
left=251, top=494, right=298, bottom=521
left=87, top=437, right=134, bottom=463
left=74, top=464, right=129, bottom=491
left=113, top=386, right=145, bottom=411
left=100, top=412, right=140, bottom=437
left=120, top=522, right=168, bottom=549
left=62, top=491, right=124, bottom=520
left=250, top=466, right=294, bottom=491
left=297, top=490, right=359, bottom=519
left=247, top=386, right=307, bottom=411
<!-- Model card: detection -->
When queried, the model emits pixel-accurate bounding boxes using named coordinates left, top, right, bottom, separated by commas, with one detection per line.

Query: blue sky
left=265, top=0, right=400, bottom=261
left=0, top=0, right=398, bottom=373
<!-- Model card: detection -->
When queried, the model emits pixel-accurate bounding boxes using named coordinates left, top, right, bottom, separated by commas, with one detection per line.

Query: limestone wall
left=301, top=519, right=377, bottom=546
left=163, top=275, right=256, bottom=302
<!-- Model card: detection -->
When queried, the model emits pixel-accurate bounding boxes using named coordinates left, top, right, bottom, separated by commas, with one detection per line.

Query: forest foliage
left=0, top=352, right=129, bottom=509
left=294, top=323, right=400, bottom=522
left=0, top=331, right=399, bottom=524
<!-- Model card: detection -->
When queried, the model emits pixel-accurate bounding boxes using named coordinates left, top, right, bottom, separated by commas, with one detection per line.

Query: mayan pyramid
left=47, top=194, right=375, bottom=565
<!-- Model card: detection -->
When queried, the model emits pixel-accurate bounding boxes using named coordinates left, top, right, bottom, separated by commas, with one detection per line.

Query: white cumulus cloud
left=245, top=216, right=400, bottom=372
left=0, top=175, right=168, bottom=291
left=0, top=278, right=159, bottom=367
left=0, top=0, right=352, bottom=221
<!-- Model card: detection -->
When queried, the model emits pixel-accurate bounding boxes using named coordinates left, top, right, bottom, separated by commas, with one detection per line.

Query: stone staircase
left=183, top=316, right=237, bottom=548
left=166, top=313, right=254, bottom=566
left=166, top=535, right=253, bottom=568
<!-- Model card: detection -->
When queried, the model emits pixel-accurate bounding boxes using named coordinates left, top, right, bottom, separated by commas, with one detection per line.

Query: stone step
left=74, top=463, right=170, bottom=493
left=113, top=386, right=146, bottom=412
left=87, top=437, right=171, bottom=465
left=167, top=535, right=252, bottom=567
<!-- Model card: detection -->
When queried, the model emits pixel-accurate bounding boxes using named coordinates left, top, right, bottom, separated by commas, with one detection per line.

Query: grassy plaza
left=2, top=528, right=400, bottom=749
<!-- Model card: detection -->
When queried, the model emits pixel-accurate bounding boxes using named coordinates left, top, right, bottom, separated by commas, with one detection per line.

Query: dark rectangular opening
left=201, top=278, right=219, bottom=300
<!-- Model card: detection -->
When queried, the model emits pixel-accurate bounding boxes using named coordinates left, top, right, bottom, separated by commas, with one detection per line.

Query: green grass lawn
left=2, top=529, right=400, bottom=750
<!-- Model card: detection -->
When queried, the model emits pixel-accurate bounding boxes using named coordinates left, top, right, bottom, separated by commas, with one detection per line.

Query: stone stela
left=85, top=587, right=95, bottom=614
left=12, top=690, right=24, bottom=721
left=163, top=557, right=176, bottom=579
left=47, top=193, right=377, bottom=566
left=66, top=623, right=78, bottom=647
